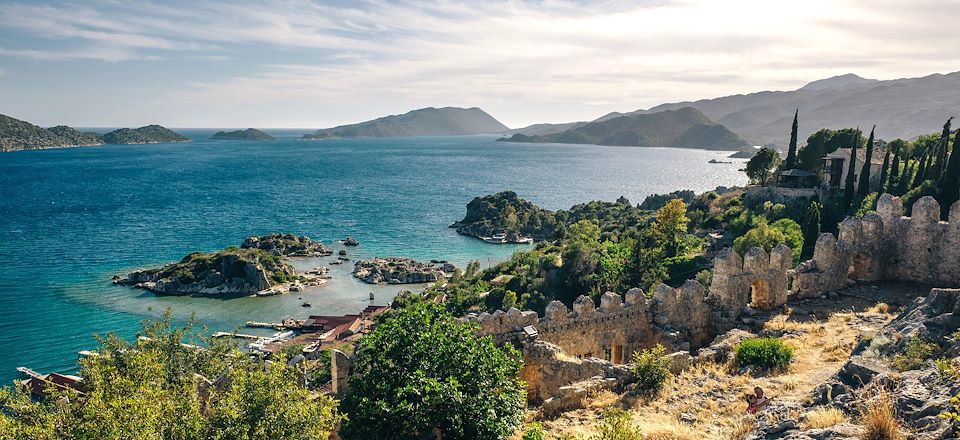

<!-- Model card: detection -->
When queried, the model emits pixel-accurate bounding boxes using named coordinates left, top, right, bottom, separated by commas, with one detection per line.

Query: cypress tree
left=897, top=161, right=916, bottom=195
left=842, top=128, right=861, bottom=209
left=858, top=125, right=876, bottom=197
left=891, top=141, right=902, bottom=180
left=940, top=126, right=960, bottom=216
left=800, top=200, right=822, bottom=260
left=932, top=117, right=953, bottom=181
left=878, top=146, right=891, bottom=193
left=913, top=150, right=929, bottom=188
left=785, top=108, right=799, bottom=169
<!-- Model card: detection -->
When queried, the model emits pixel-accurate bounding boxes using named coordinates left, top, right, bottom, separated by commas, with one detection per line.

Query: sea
left=0, top=130, right=748, bottom=383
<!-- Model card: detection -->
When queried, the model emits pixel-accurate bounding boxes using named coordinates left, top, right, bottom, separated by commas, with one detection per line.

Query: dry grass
left=866, top=302, right=892, bottom=314
left=721, top=416, right=756, bottom=440
left=860, top=391, right=904, bottom=440
left=802, top=407, right=848, bottom=429
left=540, top=307, right=896, bottom=439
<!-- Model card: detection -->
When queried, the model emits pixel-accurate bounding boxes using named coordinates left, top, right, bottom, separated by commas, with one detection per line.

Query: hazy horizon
left=2, top=0, right=959, bottom=129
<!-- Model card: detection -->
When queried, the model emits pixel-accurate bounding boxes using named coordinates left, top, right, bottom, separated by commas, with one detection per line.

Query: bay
left=0, top=131, right=747, bottom=383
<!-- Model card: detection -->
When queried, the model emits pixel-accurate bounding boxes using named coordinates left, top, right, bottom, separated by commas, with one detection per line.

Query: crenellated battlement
left=796, top=194, right=960, bottom=296
left=468, top=243, right=792, bottom=362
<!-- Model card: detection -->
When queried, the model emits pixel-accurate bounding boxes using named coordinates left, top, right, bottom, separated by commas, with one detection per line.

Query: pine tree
left=785, top=108, right=799, bottom=169
left=843, top=128, right=861, bottom=209
left=858, top=125, right=876, bottom=197
left=878, top=146, right=891, bottom=193
left=800, top=200, right=822, bottom=260
left=940, top=125, right=960, bottom=216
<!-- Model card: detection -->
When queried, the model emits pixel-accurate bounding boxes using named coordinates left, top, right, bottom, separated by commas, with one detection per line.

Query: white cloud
left=3, top=0, right=960, bottom=126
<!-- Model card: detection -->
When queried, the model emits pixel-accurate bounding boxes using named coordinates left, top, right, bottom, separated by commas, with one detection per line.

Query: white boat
left=514, top=236, right=534, bottom=244
left=482, top=232, right=508, bottom=244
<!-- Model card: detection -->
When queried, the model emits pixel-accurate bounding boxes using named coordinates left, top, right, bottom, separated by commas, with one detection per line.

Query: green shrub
left=588, top=409, right=642, bottom=440
left=631, top=344, right=671, bottom=394
left=734, top=338, right=794, bottom=370
left=892, top=337, right=940, bottom=371
left=521, top=422, right=546, bottom=440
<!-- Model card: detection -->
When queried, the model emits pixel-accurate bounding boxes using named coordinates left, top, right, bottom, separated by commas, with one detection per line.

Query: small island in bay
left=115, top=234, right=330, bottom=296
left=211, top=128, right=275, bottom=141
left=101, top=125, right=190, bottom=145
left=352, top=257, right=454, bottom=284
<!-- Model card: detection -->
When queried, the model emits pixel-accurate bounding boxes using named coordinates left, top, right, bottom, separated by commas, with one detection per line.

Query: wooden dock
left=211, top=331, right=261, bottom=340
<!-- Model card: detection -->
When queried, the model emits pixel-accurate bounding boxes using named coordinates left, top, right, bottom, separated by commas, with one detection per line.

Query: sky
left=1, top=0, right=959, bottom=129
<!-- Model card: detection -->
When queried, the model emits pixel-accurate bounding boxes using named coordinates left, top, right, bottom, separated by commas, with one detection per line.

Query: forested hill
left=498, top=107, right=750, bottom=151
left=0, top=114, right=103, bottom=152
left=303, top=107, right=508, bottom=139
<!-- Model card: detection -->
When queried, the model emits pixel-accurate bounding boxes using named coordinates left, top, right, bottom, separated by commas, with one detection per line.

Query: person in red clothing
left=745, top=386, right=771, bottom=414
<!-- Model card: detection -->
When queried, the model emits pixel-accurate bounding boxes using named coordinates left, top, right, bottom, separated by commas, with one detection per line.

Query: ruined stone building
left=465, top=194, right=960, bottom=408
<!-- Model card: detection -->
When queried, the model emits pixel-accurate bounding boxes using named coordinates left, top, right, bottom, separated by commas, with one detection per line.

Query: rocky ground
left=524, top=282, right=954, bottom=439
left=352, top=257, right=454, bottom=284
left=241, top=233, right=332, bottom=257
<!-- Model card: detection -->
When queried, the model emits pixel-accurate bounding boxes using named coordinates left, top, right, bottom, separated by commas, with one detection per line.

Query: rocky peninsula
left=211, top=128, right=275, bottom=141
left=352, top=257, right=454, bottom=284
left=0, top=114, right=103, bottom=152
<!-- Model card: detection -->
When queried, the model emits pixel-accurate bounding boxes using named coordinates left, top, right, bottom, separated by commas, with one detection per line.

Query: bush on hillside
left=631, top=344, right=672, bottom=394
left=734, top=337, right=794, bottom=370
left=588, top=409, right=642, bottom=440
left=891, top=337, right=940, bottom=371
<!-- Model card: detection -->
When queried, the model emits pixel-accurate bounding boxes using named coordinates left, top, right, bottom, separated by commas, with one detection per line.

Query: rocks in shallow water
left=241, top=233, right=332, bottom=257
left=352, top=257, right=453, bottom=284
left=343, top=237, right=359, bottom=246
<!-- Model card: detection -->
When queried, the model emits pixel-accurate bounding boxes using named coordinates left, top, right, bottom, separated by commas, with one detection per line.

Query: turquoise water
left=0, top=131, right=747, bottom=383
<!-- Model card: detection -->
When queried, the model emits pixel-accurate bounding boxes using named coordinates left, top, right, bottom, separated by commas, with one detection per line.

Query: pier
left=211, top=331, right=261, bottom=340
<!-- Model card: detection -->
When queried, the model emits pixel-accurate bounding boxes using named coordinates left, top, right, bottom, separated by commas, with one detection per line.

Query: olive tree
left=745, top=147, right=781, bottom=185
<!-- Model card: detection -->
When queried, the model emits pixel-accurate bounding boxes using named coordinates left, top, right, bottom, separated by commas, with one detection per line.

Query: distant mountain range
left=500, top=107, right=750, bottom=151
left=512, top=71, right=960, bottom=146
left=303, top=107, right=508, bottom=139
left=0, top=114, right=189, bottom=152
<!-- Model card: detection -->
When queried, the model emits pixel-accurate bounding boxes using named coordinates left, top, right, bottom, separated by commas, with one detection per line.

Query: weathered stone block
left=600, top=291, right=622, bottom=311
left=572, top=295, right=595, bottom=316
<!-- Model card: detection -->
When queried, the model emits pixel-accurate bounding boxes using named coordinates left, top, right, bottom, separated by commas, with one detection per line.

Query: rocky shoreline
left=352, top=257, right=454, bottom=284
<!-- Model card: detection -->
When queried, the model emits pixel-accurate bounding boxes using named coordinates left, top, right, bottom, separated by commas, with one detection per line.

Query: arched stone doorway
left=848, top=252, right=870, bottom=281
left=750, top=279, right=772, bottom=309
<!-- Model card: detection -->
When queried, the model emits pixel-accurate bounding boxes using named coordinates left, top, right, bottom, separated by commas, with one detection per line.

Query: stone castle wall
left=468, top=243, right=793, bottom=361
left=795, top=195, right=960, bottom=297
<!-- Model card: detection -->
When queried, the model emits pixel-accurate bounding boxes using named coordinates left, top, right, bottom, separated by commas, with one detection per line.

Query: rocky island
left=101, top=125, right=190, bottom=144
left=352, top=257, right=454, bottom=284
left=116, top=234, right=331, bottom=296
left=211, top=128, right=275, bottom=141
left=116, top=247, right=297, bottom=296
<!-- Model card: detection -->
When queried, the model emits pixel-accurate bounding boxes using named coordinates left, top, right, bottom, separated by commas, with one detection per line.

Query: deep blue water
left=0, top=131, right=747, bottom=383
